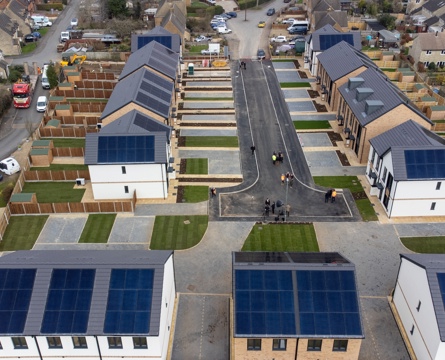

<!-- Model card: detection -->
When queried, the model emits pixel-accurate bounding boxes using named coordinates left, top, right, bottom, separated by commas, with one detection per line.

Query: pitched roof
left=311, top=29, right=361, bottom=51
left=232, top=252, right=364, bottom=338
left=424, top=0, right=445, bottom=12
left=120, top=40, right=178, bottom=80
left=160, top=2, right=186, bottom=36
left=378, top=29, right=398, bottom=42
left=413, top=31, right=445, bottom=50
left=424, top=15, right=440, bottom=26
left=338, top=67, right=432, bottom=126
left=400, top=254, right=445, bottom=341
left=370, top=120, right=445, bottom=156
left=314, top=10, right=348, bottom=30
left=317, top=41, right=378, bottom=81
left=0, top=13, right=18, bottom=35
left=85, top=110, right=171, bottom=165
left=312, top=0, right=341, bottom=12
left=100, top=68, right=173, bottom=120
left=0, top=250, right=173, bottom=336
left=366, top=20, right=385, bottom=31
left=131, top=26, right=181, bottom=53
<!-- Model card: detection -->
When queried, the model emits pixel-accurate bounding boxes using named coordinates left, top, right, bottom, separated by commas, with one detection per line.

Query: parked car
left=226, top=11, right=237, bottom=17
left=271, top=35, right=287, bottom=43
left=201, top=49, right=218, bottom=55
left=257, top=49, right=266, bottom=60
left=211, top=22, right=226, bottom=29
left=32, top=31, right=42, bottom=38
left=36, top=96, right=48, bottom=112
left=24, top=34, right=36, bottom=42
left=218, top=27, right=232, bottom=34
left=282, top=18, right=296, bottom=24
left=258, top=21, right=266, bottom=28
left=71, top=18, right=78, bottom=26
left=31, top=24, right=41, bottom=31
left=195, top=35, right=212, bottom=42
left=101, top=35, right=121, bottom=43
left=288, top=27, right=307, bottom=35
left=284, top=0, right=291, bottom=3
left=208, top=0, right=216, bottom=5
left=267, top=8, right=275, bottom=16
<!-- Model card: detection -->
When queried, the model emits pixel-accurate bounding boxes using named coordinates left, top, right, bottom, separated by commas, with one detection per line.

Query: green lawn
left=281, top=82, right=311, bottom=88
left=78, top=214, right=116, bottom=243
left=21, top=182, right=86, bottom=203
left=182, top=186, right=208, bottom=203
left=184, top=97, right=234, bottom=101
left=186, top=158, right=208, bottom=174
left=185, top=136, right=238, bottom=147
left=21, top=42, right=37, bottom=54
left=30, top=164, right=88, bottom=171
left=0, top=215, right=48, bottom=251
left=293, top=120, right=331, bottom=130
left=42, top=138, right=85, bottom=148
left=38, top=27, right=49, bottom=36
left=150, top=215, right=208, bottom=250
left=189, top=45, right=207, bottom=53
left=242, top=224, right=319, bottom=251
left=313, top=176, right=378, bottom=221
left=401, top=236, right=445, bottom=253
left=381, top=68, right=397, bottom=72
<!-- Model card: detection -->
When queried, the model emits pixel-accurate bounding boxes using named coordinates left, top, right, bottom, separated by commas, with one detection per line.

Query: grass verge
left=21, top=43, right=37, bottom=54
left=401, top=236, right=445, bottom=253
left=30, top=164, right=88, bottom=171
left=78, top=214, right=116, bottom=243
left=182, top=186, right=208, bottom=202
left=42, top=138, right=85, bottom=148
left=293, top=120, right=331, bottom=130
left=189, top=44, right=207, bottom=53
left=184, top=97, right=234, bottom=101
left=0, top=215, right=48, bottom=251
left=21, top=182, right=86, bottom=203
left=281, top=82, right=311, bottom=88
left=186, top=158, right=208, bottom=174
left=185, top=136, right=238, bottom=147
left=313, top=176, right=378, bottom=221
left=242, top=224, right=319, bottom=251
left=150, top=215, right=208, bottom=250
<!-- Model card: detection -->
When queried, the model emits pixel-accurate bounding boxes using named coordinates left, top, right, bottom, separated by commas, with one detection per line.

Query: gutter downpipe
left=33, top=336, right=43, bottom=360
left=95, top=336, right=103, bottom=360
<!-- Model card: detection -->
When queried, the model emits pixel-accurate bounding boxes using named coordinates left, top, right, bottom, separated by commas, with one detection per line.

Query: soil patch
left=176, top=185, right=185, bottom=203
left=178, top=178, right=242, bottom=183
left=293, top=60, right=300, bottom=69
left=308, top=90, right=319, bottom=98
left=327, top=132, right=342, bottom=147
left=179, top=159, right=187, bottom=174
left=336, top=150, right=350, bottom=166
left=178, top=136, right=186, bottom=146
left=298, top=71, right=308, bottom=79
left=312, top=101, right=327, bottom=112
left=352, top=191, right=368, bottom=200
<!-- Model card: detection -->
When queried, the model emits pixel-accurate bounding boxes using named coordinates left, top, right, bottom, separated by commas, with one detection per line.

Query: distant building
left=0, top=250, right=175, bottom=360
left=409, top=31, right=445, bottom=68
left=232, top=252, right=364, bottom=360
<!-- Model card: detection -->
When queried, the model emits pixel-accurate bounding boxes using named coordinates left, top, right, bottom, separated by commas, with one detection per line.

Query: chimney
left=365, top=100, right=384, bottom=115
left=356, top=88, right=374, bottom=102
left=348, top=77, right=365, bottom=90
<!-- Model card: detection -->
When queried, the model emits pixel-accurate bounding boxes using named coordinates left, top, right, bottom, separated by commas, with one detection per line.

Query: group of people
left=324, top=188, right=337, bottom=203
left=272, top=151, right=284, bottom=165
left=239, top=61, right=247, bottom=70
left=280, top=172, right=294, bottom=187
left=263, top=198, right=291, bottom=220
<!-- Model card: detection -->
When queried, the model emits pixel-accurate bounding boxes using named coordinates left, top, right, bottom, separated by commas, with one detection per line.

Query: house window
left=12, top=337, right=28, bottom=349
left=107, top=337, right=122, bottom=349
left=47, top=337, right=62, bottom=349
left=441, top=50, right=445, bottom=55
left=431, top=202, right=436, bottom=211
left=426, top=50, right=432, bottom=55
left=247, top=339, right=261, bottom=350
left=416, top=301, right=421, bottom=311
left=133, top=337, right=147, bottom=349
left=72, top=337, right=87, bottom=348
left=272, top=339, right=287, bottom=350
left=382, top=167, right=387, bottom=182
left=0, top=340, right=2, bottom=349
left=333, top=339, right=348, bottom=351
left=307, top=339, right=322, bottom=351
left=121, top=166, right=126, bottom=174
left=410, top=325, right=415, bottom=335
left=124, top=186, right=129, bottom=193
left=437, top=182, right=441, bottom=190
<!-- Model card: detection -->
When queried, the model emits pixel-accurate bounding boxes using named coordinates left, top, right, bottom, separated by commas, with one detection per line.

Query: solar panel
left=41, top=269, right=95, bottom=334
left=143, top=70, right=173, bottom=92
left=405, top=149, right=445, bottom=179
left=136, top=36, right=173, bottom=51
left=97, top=135, right=155, bottom=163
left=319, top=34, right=354, bottom=51
left=104, top=269, right=154, bottom=334
left=0, top=269, right=36, bottom=333
left=437, top=273, right=445, bottom=306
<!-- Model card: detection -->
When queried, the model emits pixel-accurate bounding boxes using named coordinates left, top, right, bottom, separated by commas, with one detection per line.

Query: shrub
left=8, top=65, right=24, bottom=82
left=36, top=3, right=63, bottom=10
left=1, top=185, right=13, bottom=204
left=417, top=62, right=425, bottom=72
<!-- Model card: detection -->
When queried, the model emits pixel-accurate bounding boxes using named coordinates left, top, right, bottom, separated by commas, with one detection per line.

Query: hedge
left=36, top=3, right=64, bottom=11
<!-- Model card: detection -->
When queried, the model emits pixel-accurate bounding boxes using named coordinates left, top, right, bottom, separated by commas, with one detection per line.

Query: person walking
left=250, top=145, right=256, bottom=155
left=243, top=61, right=246, bottom=70
left=210, top=187, right=216, bottom=197
left=240, top=61, right=244, bottom=69
left=286, top=204, right=291, bottom=217
left=331, top=189, right=337, bottom=203
left=272, top=153, right=277, bottom=165
left=279, top=151, right=284, bottom=164
left=324, top=190, right=331, bottom=203
left=265, top=205, right=270, bottom=216
left=289, top=174, right=294, bottom=188
left=271, top=201, right=275, bottom=214
left=265, top=198, right=271, bottom=206
left=281, top=174, right=285, bottom=185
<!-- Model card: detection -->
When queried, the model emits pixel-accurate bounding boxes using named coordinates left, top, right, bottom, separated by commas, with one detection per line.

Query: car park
left=257, top=49, right=266, bottom=60
left=211, top=22, right=226, bottom=29
left=267, top=8, right=275, bottom=16
left=195, top=35, right=212, bottom=42
left=271, top=35, right=287, bottom=43
left=201, top=49, right=219, bottom=55
left=24, top=34, right=36, bottom=42
left=220, top=14, right=231, bottom=20
left=226, top=11, right=237, bottom=17
left=71, top=18, right=78, bottom=26
left=258, top=21, right=266, bottom=28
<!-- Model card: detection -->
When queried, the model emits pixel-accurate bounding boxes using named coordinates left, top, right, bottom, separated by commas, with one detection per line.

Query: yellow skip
left=212, top=59, right=227, bottom=67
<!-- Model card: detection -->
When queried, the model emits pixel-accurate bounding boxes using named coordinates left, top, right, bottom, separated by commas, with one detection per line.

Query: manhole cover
left=187, top=284, right=196, bottom=291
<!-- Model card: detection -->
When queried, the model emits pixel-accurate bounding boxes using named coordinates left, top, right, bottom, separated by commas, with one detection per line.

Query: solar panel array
left=437, top=273, right=445, bottom=306
left=104, top=269, right=154, bottom=334
left=41, top=269, right=95, bottom=334
left=135, top=70, right=173, bottom=118
left=137, top=36, right=172, bottom=52
left=405, top=149, right=445, bottom=179
left=0, top=269, right=36, bottom=333
left=97, top=135, right=155, bottom=163
left=234, top=269, right=362, bottom=337
left=319, top=34, right=354, bottom=51
left=149, top=43, right=178, bottom=78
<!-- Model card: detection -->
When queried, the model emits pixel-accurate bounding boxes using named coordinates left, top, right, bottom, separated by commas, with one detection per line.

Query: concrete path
left=183, top=101, right=234, bottom=109
left=135, top=202, right=208, bottom=216
left=35, top=215, right=87, bottom=245
left=108, top=214, right=154, bottom=246
left=180, top=129, right=237, bottom=137
left=178, top=149, right=241, bottom=175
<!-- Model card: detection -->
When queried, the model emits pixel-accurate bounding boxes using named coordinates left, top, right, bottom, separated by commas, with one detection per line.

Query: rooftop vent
left=365, top=100, right=384, bottom=115
left=356, top=87, right=374, bottom=102
left=348, top=77, right=364, bottom=90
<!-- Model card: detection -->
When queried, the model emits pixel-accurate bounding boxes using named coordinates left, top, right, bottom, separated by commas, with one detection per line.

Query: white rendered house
left=392, top=254, right=445, bottom=360
left=0, top=250, right=175, bottom=360
left=366, top=120, right=445, bottom=217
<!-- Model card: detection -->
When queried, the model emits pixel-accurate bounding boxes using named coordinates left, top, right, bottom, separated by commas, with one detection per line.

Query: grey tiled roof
left=424, top=0, right=445, bottom=12
left=425, top=15, right=440, bottom=27
left=378, top=29, right=398, bottom=42
left=312, top=0, right=341, bottom=12
left=338, top=67, right=432, bottom=126
left=366, top=20, right=385, bottom=31
left=317, top=41, right=378, bottom=81
left=400, top=254, right=445, bottom=341
left=120, top=40, right=179, bottom=80
left=311, top=28, right=361, bottom=51
left=85, top=110, right=171, bottom=165
left=0, top=250, right=173, bottom=336
left=100, top=68, right=173, bottom=120
left=314, top=11, right=348, bottom=30
left=370, top=120, right=445, bottom=156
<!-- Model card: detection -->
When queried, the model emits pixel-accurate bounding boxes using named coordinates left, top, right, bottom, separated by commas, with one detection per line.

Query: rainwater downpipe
left=95, top=336, right=103, bottom=360
left=33, top=336, right=43, bottom=360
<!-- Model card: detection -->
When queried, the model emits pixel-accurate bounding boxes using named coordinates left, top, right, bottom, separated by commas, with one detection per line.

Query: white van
left=0, top=158, right=20, bottom=175
left=31, top=15, right=52, bottom=26
left=36, top=96, right=48, bottom=112
left=41, top=64, right=50, bottom=89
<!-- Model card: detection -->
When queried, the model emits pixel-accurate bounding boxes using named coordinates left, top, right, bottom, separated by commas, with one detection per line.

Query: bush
left=8, top=65, right=24, bottom=82
left=417, top=62, right=425, bottom=72
left=0, top=90, right=12, bottom=118
left=36, top=3, right=63, bottom=10
left=1, top=185, right=13, bottom=204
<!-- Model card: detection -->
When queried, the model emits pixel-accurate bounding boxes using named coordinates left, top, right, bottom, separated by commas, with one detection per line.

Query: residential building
left=409, top=31, right=445, bottom=68
left=337, top=68, right=433, bottom=163
left=85, top=109, right=173, bottom=200
left=307, top=0, right=348, bottom=31
left=232, top=252, right=364, bottom=360
left=0, top=250, right=175, bottom=360
left=366, top=120, right=445, bottom=217
left=131, top=26, right=181, bottom=53
left=392, top=254, right=445, bottom=359
left=305, top=25, right=361, bottom=76
left=154, top=0, right=188, bottom=43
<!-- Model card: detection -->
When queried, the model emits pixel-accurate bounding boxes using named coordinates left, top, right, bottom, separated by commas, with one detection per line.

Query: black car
left=257, top=49, right=266, bottom=60
left=226, top=11, right=237, bottom=17
left=267, top=8, right=275, bottom=16
left=24, top=34, right=36, bottom=42
left=288, top=27, right=307, bottom=35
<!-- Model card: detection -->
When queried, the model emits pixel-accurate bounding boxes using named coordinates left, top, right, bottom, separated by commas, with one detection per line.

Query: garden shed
left=10, top=193, right=37, bottom=204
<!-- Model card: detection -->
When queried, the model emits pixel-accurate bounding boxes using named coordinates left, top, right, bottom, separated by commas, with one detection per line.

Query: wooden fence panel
left=53, top=203, right=70, bottom=213
left=70, top=203, right=86, bottom=213
left=84, top=202, right=100, bottom=212
left=24, top=203, right=44, bottom=214
left=0, top=206, right=11, bottom=240
left=50, top=172, right=66, bottom=181
left=99, top=202, right=116, bottom=212
left=52, top=147, right=85, bottom=157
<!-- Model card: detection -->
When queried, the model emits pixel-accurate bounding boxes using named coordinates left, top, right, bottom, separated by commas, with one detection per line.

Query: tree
left=134, top=1, right=141, bottom=19
left=106, top=18, right=142, bottom=39
left=46, top=64, right=58, bottom=89
left=367, top=2, right=378, bottom=16
left=357, top=0, right=367, bottom=14
left=378, top=13, right=396, bottom=30
left=108, top=0, right=127, bottom=18
left=393, top=0, right=403, bottom=13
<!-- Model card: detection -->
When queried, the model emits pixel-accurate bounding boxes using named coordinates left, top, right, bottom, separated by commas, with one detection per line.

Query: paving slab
left=191, top=70, right=231, bottom=77
left=186, top=81, right=232, bottom=87
left=36, top=215, right=87, bottom=244
left=276, top=71, right=301, bottom=82
left=181, top=129, right=237, bottom=136
left=287, top=100, right=316, bottom=112
left=108, top=215, right=154, bottom=244
left=299, top=133, right=332, bottom=147
left=272, top=61, right=297, bottom=70
left=185, top=92, right=233, bottom=98
left=292, top=114, right=337, bottom=120
left=282, top=89, right=309, bottom=99
left=179, top=149, right=241, bottom=175
left=33, top=243, right=148, bottom=250
left=395, top=223, right=445, bottom=237
left=181, top=114, right=235, bottom=122
left=183, top=101, right=234, bottom=109
left=134, top=202, right=208, bottom=216
left=304, top=150, right=366, bottom=176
